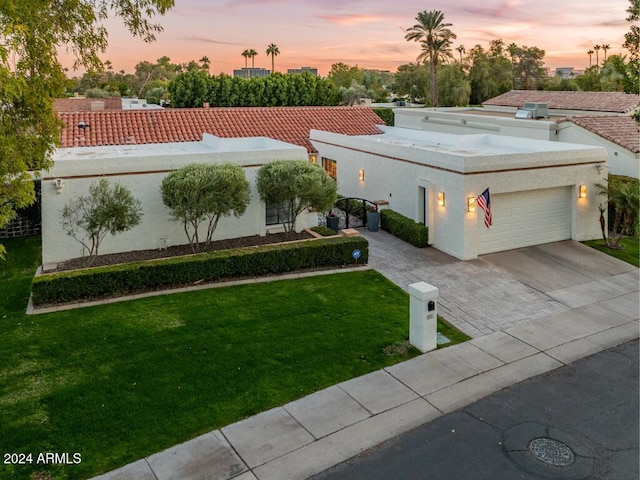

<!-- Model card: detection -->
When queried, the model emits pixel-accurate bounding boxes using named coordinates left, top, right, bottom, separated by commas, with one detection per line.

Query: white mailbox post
left=409, top=282, right=439, bottom=353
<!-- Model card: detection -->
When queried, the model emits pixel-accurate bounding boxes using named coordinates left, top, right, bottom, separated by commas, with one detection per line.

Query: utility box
left=408, top=282, right=439, bottom=353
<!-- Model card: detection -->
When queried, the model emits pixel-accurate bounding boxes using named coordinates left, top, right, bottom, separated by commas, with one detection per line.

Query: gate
left=318, top=197, right=378, bottom=230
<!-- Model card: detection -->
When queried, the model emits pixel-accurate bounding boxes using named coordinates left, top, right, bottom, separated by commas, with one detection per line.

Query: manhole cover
left=528, top=437, right=575, bottom=466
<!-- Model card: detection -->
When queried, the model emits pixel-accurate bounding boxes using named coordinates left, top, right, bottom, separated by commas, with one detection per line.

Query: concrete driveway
left=359, top=230, right=638, bottom=337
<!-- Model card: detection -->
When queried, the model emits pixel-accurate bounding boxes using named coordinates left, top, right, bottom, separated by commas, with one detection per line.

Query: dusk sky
left=62, top=0, right=631, bottom=76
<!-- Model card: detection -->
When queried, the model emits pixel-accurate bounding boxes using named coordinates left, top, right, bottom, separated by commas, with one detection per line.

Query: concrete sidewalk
left=93, top=311, right=638, bottom=480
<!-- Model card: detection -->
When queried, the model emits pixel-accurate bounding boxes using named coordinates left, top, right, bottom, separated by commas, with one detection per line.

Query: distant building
left=233, top=67, right=270, bottom=79
left=553, top=67, right=584, bottom=78
left=287, top=67, right=318, bottom=76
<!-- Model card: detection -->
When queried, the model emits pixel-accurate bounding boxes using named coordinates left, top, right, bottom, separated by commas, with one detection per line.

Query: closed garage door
left=476, top=187, right=571, bottom=255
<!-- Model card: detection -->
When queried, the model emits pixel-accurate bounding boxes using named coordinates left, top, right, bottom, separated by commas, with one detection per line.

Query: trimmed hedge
left=31, top=236, right=369, bottom=306
left=380, top=209, right=428, bottom=247
left=310, top=226, right=338, bottom=237
left=372, top=107, right=394, bottom=126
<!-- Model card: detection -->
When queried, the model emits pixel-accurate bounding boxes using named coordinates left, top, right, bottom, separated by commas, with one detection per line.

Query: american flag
left=476, top=188, right=492, bottom=229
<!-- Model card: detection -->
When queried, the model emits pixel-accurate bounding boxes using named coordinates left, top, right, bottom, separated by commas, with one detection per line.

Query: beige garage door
left=476, top=187, right=571, bottom=255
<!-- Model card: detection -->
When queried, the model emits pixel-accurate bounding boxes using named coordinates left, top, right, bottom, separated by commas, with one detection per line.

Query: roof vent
left=515, top=109, right=533, bottom=119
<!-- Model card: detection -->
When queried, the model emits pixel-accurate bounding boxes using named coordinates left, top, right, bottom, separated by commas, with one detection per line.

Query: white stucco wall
left=393, top=108, right=557, bottom=140
left=42, top=135, right=309, bottom=265
left=310, top=127, right=606, bottom=260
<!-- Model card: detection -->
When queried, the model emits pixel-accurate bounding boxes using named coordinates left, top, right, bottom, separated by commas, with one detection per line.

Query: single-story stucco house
left=393, top=91, right=640, bottom=179
left=41, top=107, right=384, bottom=266
left=42, top=134, right=312, bottom=266
left=310, top=126, right=606, bottom=260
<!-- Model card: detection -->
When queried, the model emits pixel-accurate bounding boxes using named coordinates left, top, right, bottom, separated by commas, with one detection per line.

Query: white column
left=408, top=282, right=438, bottom=353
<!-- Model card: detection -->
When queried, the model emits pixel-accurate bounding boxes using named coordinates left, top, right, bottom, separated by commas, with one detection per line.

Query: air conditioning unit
left=523, top=102, right=548, bottom=119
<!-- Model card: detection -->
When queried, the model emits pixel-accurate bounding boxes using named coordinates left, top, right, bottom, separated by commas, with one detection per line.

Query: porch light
left=310, top=154, right=317, bottom=164
left=438, top=191, right=445, bottom=207
left=579, top=184, right=587, bottom=198
left=467, top=197, right=476, bottom=212
left=359, top=169, right=365, bottom=182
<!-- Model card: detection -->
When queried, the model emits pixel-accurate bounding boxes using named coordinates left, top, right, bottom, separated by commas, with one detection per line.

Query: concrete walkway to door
left=359, top=229, right=638, bottom=338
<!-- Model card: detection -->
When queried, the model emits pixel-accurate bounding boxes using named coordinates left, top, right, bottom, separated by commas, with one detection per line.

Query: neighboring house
left=481, top=90, right=639, bottom=116
left=53, top=97, right=123, bottom=112
left=310, top=126, right=606, bottom=260
left=394, top=90, right=640, bottom=178
left=42, top=107, right=384, bottom=266
left=42, top=135, right=310, bottom=266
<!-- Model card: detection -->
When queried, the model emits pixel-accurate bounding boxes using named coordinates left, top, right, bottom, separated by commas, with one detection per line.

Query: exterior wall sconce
left=467, top=197, right=476, bottom=212
left=579, top=184, right=587, bottom=198
left=438, top=191, right=445, bottom=207
left=53, top=178, right=64, bottom=194
left=310, top=154, right=317, bottom=164
left=359, top=169, right=365, bottom=182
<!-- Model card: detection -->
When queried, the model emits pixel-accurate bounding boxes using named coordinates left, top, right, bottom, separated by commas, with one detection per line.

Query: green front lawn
left=583, top=237, right=639, bottom=267
left=0, top=236, right=466, bottom=480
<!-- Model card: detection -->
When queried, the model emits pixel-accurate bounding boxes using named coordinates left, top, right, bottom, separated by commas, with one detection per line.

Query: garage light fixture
left=359, top=169, right=365, bottom=182
left=579, top=184, right=587, bottom=198
left=467, top=197, right=476, bottom=212
left=438, top=191, right=445, bottom=207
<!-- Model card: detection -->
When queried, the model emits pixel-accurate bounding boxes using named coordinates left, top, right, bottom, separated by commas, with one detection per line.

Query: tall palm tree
left=456, top=44, right=465, bottom=64
left=594, top=44, right=601, bottom=66
left=241, top=49, right=250, bottom=68
left=507, top=42, right=520, bottom=89
left=602, top=43, right=610, bottom=62
left=199, top=55, right=210, bottom=72
left=405, top=10, right=456, bottom=107
left=247, top=48, right=258, bottom=68
left=587, top=49, right=594, bottom=67
left=266, top=43, right=280, bottom=73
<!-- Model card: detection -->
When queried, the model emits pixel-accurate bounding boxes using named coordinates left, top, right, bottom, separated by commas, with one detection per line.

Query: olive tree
left=61, top=179, right=143, bottom=266
left=161, top=163, right=251, bottom=252
left=256, top=160, right=337, bottom=233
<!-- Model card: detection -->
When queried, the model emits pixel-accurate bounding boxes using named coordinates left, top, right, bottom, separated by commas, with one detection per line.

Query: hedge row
left=380, top=209, right=428, bottom=248
left=31, top=236, right=369, bottom=306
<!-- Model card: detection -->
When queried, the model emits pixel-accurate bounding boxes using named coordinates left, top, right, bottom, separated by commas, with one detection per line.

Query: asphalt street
left=312, top=340, right=639, bottom=480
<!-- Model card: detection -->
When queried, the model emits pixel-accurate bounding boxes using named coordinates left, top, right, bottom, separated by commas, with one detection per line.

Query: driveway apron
left=359, top=229, right=638, bottom=337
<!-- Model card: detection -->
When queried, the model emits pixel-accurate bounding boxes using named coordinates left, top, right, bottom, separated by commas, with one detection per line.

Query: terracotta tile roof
left=483, top=90, right=640, bottom=114
left=568, top=116, right=640, bottom=154
left=58, top=107, right=385, bottom=152
left=54, top=97, right=123, bottom=112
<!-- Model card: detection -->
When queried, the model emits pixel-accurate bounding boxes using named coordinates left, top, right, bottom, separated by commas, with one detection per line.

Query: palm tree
left=587, top=49, right=594, bottom=67
left=602, top=43, right=610, bottom=62
left=456, top=44, right=465, bottom=64
left=247, top=48, right=258, bottom=68
left=507, top=42, right=520, bottom=89
left=405, top=10, right=456, bottom=107
left=241, top=49, right=250, bottom=68
left=266, top=43, right=280, bottom=73
left=594, top=44, right=601, bottom=66
left=199, top=56, right=210, bottom=72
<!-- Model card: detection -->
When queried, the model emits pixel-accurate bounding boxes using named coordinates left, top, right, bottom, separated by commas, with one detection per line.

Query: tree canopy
left=256, top=160, right=337, bottom=233
left=161, top=163, right=251, bottom=252
left=0, top=0, right=173, bottom=258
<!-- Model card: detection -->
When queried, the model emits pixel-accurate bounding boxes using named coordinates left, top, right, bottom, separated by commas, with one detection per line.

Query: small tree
left=595, top=176, right=640, bottom=248
left=61, top=179, right=143, bottom=266
left=161, top=163, right=250, bottom=252
left=256, top=160, right=337, bottom=233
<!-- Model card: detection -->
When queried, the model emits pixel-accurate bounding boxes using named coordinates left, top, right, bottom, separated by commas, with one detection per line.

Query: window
left=266, top=202, right=293, bottom=226
left=322, top=157, right=337, bottom=180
